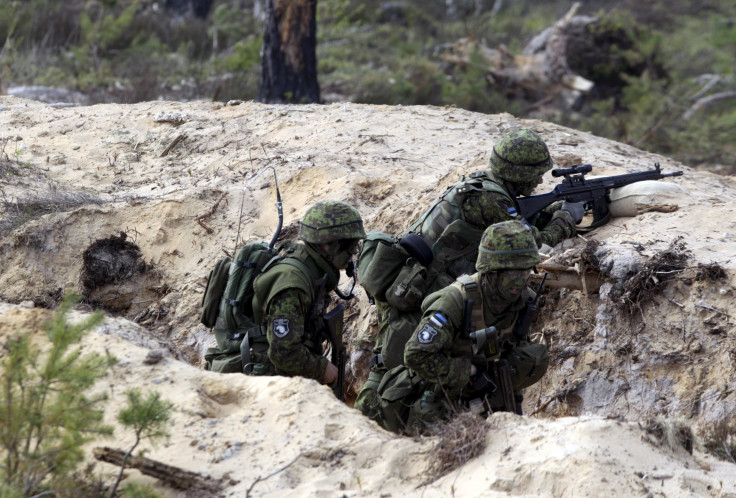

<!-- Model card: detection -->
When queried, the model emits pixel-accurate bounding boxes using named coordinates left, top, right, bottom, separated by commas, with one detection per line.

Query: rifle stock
left=518, top=163, right=683, bottom=230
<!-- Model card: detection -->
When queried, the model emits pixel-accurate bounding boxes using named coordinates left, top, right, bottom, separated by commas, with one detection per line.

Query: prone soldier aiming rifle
left=518, top=163, right=683, bottom=231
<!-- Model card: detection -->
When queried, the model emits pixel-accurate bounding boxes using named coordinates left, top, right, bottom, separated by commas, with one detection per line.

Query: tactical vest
left=405, top=171, right=514, bottom=248
left=448, top=274, right=519, bottom=362
left=450, top=275, right=548, bottom=392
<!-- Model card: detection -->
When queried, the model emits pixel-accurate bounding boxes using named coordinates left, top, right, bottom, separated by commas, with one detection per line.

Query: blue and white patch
left=273, top=318, right=290, bottom=338
left=507, top=206, right=518, bottom=217
left=430, top=313, right=447, bottom=328
left=417, top=323, right=439, bottom=344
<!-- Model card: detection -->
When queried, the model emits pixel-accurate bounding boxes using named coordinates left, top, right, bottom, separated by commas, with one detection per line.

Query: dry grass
left=0, top=190, right=104, bottom=232
left=703, top=418, right=736, bottom=464
left=422, top=411, right=489, bottom=483
left=640, top=416, right=694, bottom=454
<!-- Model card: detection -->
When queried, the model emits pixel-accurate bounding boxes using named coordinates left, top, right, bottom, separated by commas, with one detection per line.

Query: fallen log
left=93, top=446, right=226, bottom=494
left=531, top=261, right=605, bottom=295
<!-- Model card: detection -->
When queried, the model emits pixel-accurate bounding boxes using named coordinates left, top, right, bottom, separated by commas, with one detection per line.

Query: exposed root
left=79, top=232, right=148, bottom=297
left=640, top=416, right=694, bottom=454
left=617, top=237, right=690, bottom=314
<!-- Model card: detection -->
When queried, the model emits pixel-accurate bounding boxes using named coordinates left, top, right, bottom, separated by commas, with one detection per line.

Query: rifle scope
left=551, top=164, right=592, bottom=177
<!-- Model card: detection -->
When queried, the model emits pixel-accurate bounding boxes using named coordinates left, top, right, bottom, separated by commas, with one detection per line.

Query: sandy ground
left=1, top=95, right=735, bottom=496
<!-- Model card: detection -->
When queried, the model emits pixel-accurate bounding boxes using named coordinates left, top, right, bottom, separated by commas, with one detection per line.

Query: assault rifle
left=517, top=163, right=683, bottom=230
left=324, top=304, right=347, bottom=401
left=466, top=322, right=515, bottom=414
left=513, top=272, right=547, bottom=341
left=311, top=274, right=347, bottom=401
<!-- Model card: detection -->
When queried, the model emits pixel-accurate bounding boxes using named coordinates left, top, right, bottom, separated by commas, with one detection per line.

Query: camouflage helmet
left=489, top=128, right=553, bottom=183
left=476, top=219, right=540, bottom=272
left=299, top=200, right=366, bottom=244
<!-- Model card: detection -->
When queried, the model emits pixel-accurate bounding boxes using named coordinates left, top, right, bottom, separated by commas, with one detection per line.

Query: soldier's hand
left=322, top=362, right=338, bottom=385
left=468, top=368, right=493, bottom=392
left=561, top=201, right=585, bottom=224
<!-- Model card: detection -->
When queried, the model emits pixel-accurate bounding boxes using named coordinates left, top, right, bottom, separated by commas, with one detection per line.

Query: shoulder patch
left=273, top=318, right=290, bottom=338
left=417, top=323, right=439, bottom=344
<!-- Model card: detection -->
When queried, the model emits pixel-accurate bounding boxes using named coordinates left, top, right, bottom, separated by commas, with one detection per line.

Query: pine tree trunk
left=258, top=0, right=320, bottom=104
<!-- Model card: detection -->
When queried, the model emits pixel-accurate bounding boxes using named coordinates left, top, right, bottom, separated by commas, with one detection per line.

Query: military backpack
left=200, top=241, right=311, bottom=373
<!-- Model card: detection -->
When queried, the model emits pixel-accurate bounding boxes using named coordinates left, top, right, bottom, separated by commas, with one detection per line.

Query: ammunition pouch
left=505, top=341, right=549, bottom=390
left=204, top=348, right=244, bottom=373
left=386, top=263, right=430, bottom=311
left=354, top=368, right=387, bottom=422
left=375, top=365, right=427, bottom=434
left=358, top=232, right=407, bottom=302
left=381, top=308, right=421, bottom=370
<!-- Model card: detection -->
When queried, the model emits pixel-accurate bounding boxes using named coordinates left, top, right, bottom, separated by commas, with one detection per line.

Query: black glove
left=561, top=201, right=585, bottom=224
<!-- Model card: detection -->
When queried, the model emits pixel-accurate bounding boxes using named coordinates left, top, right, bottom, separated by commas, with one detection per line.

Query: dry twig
left=195, top=192, right=228, bottom=234
left=246, top=453, right=303, bottom=497
left=160, top=134, right=186, bottom=157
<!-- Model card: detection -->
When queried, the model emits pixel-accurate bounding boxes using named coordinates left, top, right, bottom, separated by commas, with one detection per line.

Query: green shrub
left=0, top=294, right=114, bottom=496
left=121, top=481, right=162, bottom=498
left=79, top=2, right=139, bottom=54
left=109, top=389, right=173, bottom=496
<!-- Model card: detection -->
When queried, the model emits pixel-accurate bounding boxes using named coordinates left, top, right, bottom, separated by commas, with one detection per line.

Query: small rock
left=153, top=112, right=188, bottom=124
left=144, top=350, right=164, bottom=365
left=19, top=300, right=35, bottom=308
left=227, top=99, right=243, bottom=106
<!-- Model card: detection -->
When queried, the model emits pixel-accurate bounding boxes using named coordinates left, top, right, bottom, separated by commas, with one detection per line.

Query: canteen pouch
left=375, top=365, right=425, bottom=434
left=386, top=263, right=430, bottom=312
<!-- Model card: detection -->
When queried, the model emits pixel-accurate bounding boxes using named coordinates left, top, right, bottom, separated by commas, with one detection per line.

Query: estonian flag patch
left=430, top=313, right=447, bottom=328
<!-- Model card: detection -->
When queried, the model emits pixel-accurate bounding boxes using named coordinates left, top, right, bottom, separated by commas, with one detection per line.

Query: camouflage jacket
left=403, top=273, right=526, bottom=398
left=252, top=242, right=338, bottom=381
left=409, top=170, right=574, bottom=253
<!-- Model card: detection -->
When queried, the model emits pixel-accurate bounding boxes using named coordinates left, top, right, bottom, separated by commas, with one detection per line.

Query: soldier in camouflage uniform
left=251, top=200, right=365, bottom=385
left=407, top=127, right=581, bottom=277
left=355, top=128, right=576, bottom=417
left=359, top=220, right=548, bottom=434
left=403, top=220, right=547, bottom=413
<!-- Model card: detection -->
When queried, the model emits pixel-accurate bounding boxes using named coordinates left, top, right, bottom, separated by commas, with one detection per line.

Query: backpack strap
left=403, top=183, right=455, bottom=236
left=455, top=274, right=484, bottom=333
left=275, top=257, right=316, bottom=303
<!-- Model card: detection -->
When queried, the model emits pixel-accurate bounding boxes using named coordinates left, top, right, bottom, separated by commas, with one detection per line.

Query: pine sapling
left=109, top=389, right=172, bottom=497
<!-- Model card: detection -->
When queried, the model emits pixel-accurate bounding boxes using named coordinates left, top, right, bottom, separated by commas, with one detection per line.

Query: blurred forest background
left=1, top=0, right=734, bottom=173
